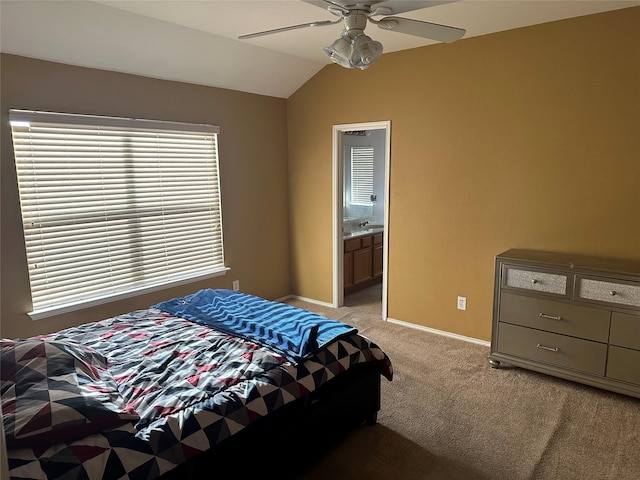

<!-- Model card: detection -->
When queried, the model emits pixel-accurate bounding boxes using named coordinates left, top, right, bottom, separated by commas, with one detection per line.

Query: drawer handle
left=531, top=279, right=538, bottom=284
left=538, top=313, right=562, bottom=321
left=609, top=291, right=617, bottom=296
left=536, top=344, right=559, bottom=353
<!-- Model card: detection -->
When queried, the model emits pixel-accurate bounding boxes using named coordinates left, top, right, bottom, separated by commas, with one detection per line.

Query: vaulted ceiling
left=1, top=1, right=638, bottom=98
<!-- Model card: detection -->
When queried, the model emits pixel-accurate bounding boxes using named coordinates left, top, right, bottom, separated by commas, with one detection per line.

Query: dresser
left=489, top=249, right=640, bottom=399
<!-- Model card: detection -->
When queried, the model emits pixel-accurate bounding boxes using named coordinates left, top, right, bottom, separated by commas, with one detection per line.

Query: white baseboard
left=278, top=294, right=490, bottom=347
left=386, top=317, right=490, bottom=347
left=276, top=294, right=335, bottom=309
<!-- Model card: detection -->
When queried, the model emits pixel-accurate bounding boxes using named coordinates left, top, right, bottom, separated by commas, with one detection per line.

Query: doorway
left=332, top=121, right=390, bottom=319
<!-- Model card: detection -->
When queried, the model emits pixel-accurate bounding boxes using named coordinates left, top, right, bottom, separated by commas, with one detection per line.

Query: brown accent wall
left=1, top=54, right=291, bottom=339
left=287, top=8, right=640, bottom=341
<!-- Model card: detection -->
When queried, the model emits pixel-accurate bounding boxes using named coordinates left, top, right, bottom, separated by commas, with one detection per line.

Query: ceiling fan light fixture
left=323, top=35, right=354, bottom=69
left=323, top=30, right=383, bottom=70
left=353, top=34, right=383, bottom=67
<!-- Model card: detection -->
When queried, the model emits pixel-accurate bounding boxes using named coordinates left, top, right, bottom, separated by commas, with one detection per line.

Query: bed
left=1, top=289, right=393, bottom=479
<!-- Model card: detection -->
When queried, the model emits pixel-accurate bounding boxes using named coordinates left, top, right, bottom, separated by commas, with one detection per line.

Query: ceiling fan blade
left=314, top=0, right=349, bottom=14
left=377, top=16, right=465, bottom=43
left=239, top=19, right=339, bottom=40
left=303, top=0, right=457, bottom=16
left=369, top=1, right=458, bottom=16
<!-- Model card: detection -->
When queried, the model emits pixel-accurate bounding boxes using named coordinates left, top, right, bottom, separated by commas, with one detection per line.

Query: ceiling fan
left=239, top=1, right=466, bottom=70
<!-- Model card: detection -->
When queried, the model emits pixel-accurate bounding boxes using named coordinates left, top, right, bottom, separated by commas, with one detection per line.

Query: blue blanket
left=152, top=289, right=357, bottom=364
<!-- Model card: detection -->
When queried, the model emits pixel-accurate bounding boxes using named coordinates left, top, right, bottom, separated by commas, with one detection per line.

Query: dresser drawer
left=502, top=266, right=568, bottom=297
left=497, top=323, right=607, bottom=375
left=609, top=312, right=640, bottom=350
left=499, top=292, right=610, bottom=342
left=607, top=346, right=640, bottom=385
left=576, top=276, right=640, bottom=308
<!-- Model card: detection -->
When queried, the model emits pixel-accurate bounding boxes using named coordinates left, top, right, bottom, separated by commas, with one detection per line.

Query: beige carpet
left=285, top=285, right=640, bottom=480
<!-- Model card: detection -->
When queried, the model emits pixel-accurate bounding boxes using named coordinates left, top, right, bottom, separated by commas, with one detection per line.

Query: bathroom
left=342, top=128, right=386, bottom=235
left=342, top=128, right=386, bottom=301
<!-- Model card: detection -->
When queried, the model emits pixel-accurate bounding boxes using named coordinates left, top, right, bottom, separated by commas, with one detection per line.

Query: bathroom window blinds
left=350, top=146, right=375, bottom=205
left=9, top=109, right=227, bottom=318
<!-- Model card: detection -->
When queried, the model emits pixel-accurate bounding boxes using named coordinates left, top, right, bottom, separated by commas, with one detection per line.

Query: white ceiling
left=1, top=0, right=638, bottom=98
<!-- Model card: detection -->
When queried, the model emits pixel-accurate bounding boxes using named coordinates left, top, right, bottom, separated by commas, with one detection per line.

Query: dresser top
left=497, top=249, right=640, bottom=277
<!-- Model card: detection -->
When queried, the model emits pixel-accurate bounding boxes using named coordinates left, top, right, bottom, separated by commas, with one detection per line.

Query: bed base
left=161, top=362, right=382, bottom=478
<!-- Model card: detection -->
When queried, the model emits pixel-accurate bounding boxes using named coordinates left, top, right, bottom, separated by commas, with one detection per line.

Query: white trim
left=381, top=124, right=391, bottom=321
left=332, top=121, right=391, bottom=319
left=275, top=295, right=490, bottom=347
left=279, top=294, right=335, bottom=309
left=386, top=317, right=491, bottom=347
left=332, top=126, right=343, bottom=309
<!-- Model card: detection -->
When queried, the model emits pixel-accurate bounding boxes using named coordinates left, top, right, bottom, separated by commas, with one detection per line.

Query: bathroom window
left=9, top=109, right=228, bottom=319
left=350, top=146, right=374, bottom=205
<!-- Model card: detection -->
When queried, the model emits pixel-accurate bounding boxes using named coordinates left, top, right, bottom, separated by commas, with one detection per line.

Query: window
left=350, top=146, right=374, bottom=205
left=9, top=109, right=227, bottom=319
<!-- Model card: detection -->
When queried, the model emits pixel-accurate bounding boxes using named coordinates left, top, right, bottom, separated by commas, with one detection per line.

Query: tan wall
left=1, top=54, right=291, bottom=339
left=287, top=8, right=640, bottom=341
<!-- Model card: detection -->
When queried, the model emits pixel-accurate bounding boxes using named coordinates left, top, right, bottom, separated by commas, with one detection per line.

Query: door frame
left=332, top=121, right=391, bottom=319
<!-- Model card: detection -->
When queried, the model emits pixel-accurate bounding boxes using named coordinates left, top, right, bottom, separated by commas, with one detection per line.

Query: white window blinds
left=350, top=146, right=375, bottom=205
left=9, top=109, right=227, bottom=318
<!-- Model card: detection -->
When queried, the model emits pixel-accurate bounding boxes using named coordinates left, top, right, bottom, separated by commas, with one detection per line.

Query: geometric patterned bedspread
left=2, top=308, right=393, bottom=480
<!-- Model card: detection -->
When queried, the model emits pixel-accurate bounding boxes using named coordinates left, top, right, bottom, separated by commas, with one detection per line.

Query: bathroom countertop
left=343, top=227, right=384, bottom=239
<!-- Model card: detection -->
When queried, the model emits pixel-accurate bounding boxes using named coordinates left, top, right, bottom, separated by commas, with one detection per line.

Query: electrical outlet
left=232, top=280, right=240, bottom=291
left=457, top=296, right=467, bottom=311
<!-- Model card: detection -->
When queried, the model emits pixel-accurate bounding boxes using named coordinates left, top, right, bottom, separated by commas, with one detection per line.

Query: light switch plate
left=457, top=296, right=467, bottom=311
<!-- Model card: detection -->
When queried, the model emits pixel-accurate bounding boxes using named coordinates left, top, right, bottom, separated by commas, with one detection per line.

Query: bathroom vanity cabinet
left=344, top=231, right=383, bottom=294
